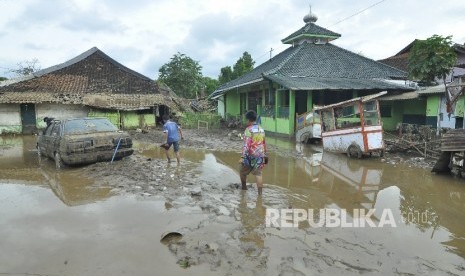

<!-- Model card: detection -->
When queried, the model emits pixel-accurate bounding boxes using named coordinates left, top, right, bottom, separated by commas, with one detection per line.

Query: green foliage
left=408, top=35, right=457, bottom=84
left=0, top=77, right=7, bottom=81
left=179, top=112, right=222, bottom=129
left=218, top=52, right=255, bottom=84
left=218, top=66, right=233, bottom=84
left=158, top=52, right=203, bottom=98
left=232, top=51, right=254, bottom=78
left=202, top=76, right=219, bottom=96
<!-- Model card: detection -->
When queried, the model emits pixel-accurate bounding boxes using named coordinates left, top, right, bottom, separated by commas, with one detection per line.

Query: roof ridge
left=33, top=47, right=100, bottom=77
left=33, top=47, right=152, bottom=81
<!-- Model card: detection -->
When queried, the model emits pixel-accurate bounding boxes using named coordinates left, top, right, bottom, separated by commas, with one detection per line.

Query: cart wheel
left=54, top=152, right=63, bottom=169
left=347, top=144, right=362, bottom=159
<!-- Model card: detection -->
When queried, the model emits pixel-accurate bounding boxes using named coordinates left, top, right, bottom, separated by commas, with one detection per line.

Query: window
left=45, top=124, right=54, bottom=136
left=363, top=101, right=380, bottom=126
left=380, top=104, right=392, bottom=118
left=51, top=123, right=61, bottom=136
left=282, top=90, right=290, bottom=106
left=64, top=118, right=118, bottom=135
left=321, top=110, right=335, bottom=131
left=334, top=103, right=361, bottom=129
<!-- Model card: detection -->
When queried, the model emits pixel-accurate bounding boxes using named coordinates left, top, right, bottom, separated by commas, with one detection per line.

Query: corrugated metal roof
left=378, top=91, right=419, bottom=101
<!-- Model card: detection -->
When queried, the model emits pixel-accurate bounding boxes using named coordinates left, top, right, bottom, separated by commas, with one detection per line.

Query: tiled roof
left=211, top=42, right=411, bottom=98
left=281, top=23, right=341, bottom=44
left=0, top=91, right=187, bottom=112
left=0, top=47, right=169, bottom=95
left=377, top=52, right=409, bottom=72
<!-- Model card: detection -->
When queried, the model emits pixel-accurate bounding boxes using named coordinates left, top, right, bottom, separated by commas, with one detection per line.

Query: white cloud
left=0, top=0, right=463, bottom=79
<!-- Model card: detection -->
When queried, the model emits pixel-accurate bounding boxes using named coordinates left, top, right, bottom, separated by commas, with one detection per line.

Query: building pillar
left=289, top=90, right=296, bottom=134
left=307, top=90, right=313, bottom=111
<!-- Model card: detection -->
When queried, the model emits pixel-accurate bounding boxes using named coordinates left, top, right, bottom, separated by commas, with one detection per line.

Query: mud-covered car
left=37, top=117, right=133, bottom=168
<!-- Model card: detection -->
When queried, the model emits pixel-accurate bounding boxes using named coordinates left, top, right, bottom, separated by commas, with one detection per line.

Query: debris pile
left=384, top=124, right=441, bottom=159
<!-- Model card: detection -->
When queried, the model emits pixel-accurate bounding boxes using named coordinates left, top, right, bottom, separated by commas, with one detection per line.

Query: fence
left=179, top=112, right=222, bottom=129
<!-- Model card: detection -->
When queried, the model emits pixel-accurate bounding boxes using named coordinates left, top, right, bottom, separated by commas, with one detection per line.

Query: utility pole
left=269, top=48, right=274, bottom=60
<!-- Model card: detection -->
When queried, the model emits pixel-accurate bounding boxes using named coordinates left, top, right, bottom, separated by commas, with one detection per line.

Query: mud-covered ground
left=77, top=128, right=463, bottom=275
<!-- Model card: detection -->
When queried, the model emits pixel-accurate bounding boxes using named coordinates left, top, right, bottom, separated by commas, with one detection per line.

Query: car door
left=48, top=122, right=62, bottom=156
left=39, top=123, right=54, bottom=158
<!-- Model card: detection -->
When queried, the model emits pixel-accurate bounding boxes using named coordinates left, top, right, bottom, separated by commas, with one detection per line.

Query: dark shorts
left=167, top=141, right=180, bottom=152
left=240, top=163, right=263, bottom=176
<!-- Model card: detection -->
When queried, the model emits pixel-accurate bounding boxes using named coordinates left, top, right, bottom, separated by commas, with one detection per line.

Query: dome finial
left=303, top=4, right=318, bottom=24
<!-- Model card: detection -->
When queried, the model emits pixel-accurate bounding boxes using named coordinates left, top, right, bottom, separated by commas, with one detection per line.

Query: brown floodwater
left=1, top=135, right=465, bottom=275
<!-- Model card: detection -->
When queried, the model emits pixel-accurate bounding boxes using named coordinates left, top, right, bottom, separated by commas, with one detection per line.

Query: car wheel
left=54, top=152, right=63, bottom=169
left=347, top=144, right=362, bottom=159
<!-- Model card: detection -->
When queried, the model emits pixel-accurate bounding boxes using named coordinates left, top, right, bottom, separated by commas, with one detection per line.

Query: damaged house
left=0, top=47, right=188, bottom=134
left=379, top=40, right=465, bottom=129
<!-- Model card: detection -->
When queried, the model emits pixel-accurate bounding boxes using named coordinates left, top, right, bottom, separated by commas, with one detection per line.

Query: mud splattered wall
left=426, top=95, right=440, bottom=126
left=35, top=103, right=90, bottom=129
left=0, top=104, right=21, bottom=134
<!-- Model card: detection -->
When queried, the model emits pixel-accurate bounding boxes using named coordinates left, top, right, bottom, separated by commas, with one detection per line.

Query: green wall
left=260, top=116, right=291, bottom=135
left=455, top=95, right=464, bottom=117
left=89, top=110, right=120, bottom=127
left=381, top=103, right=402, bottom=131
left=225, top=92, right=240, bottom=116
left=121, top=112, right=139, bottom=129
left=426, top=95, right=440, bottom=116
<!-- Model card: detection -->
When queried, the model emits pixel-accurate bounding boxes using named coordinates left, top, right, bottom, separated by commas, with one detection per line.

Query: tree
left=0, top=77, right=7, bottom=81
left=202, top=77, right=219, bottom=96
left=9, top=58, right=41, bottom=76
left=218, top=66, right=234, bottom=85
left=232, top=51, right=254, bottom=79
left=408, top=35, right=457, bottom=85
left=158, top=53, right=203, bottom=98
left=218, top=52, right=255, bottom=85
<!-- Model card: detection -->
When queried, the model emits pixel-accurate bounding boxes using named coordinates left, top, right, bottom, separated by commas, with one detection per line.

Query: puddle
left=1, top=135, right=465, bottom=274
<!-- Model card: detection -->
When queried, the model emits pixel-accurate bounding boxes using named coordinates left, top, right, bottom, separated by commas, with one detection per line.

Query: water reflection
left=2, top=135, right=465, bottom=261
left=238, top=192, right=266, bottom=251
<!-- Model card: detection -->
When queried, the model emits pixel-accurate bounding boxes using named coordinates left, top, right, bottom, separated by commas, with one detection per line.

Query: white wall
left=0, top=104, right=21, bottom=126
left=217, top=96, right=225, bottom=118
left=0, top=104, right=21, bottom=134
left=36, top=103, right=90, bottom=128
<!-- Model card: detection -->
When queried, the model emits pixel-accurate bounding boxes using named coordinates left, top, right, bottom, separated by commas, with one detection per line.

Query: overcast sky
left=0, top=0, right=464, bottom=79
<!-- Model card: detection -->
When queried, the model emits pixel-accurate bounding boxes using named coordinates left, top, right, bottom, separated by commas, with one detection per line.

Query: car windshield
left=64, top=118, right=118, bottom=135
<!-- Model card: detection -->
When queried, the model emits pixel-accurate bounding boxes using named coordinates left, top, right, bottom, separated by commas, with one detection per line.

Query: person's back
left=243, top=123, right=266, bottom=160
left=162, top=115, right=183, bottom=164
left=163, top=120, right=180, bottom=143
left=240, top=110, right=266, bottom=195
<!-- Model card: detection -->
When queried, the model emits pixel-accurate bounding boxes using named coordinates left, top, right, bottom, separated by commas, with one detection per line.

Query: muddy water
left=1, top=136, right=465, bottom=275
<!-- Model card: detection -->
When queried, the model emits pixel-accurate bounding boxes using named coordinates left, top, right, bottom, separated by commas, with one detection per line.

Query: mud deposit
left=1, top=133, right=465, bottom=275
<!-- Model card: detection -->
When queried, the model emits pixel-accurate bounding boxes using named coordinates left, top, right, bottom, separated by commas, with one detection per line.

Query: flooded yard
left=1, top=133, right=465, bottom=275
